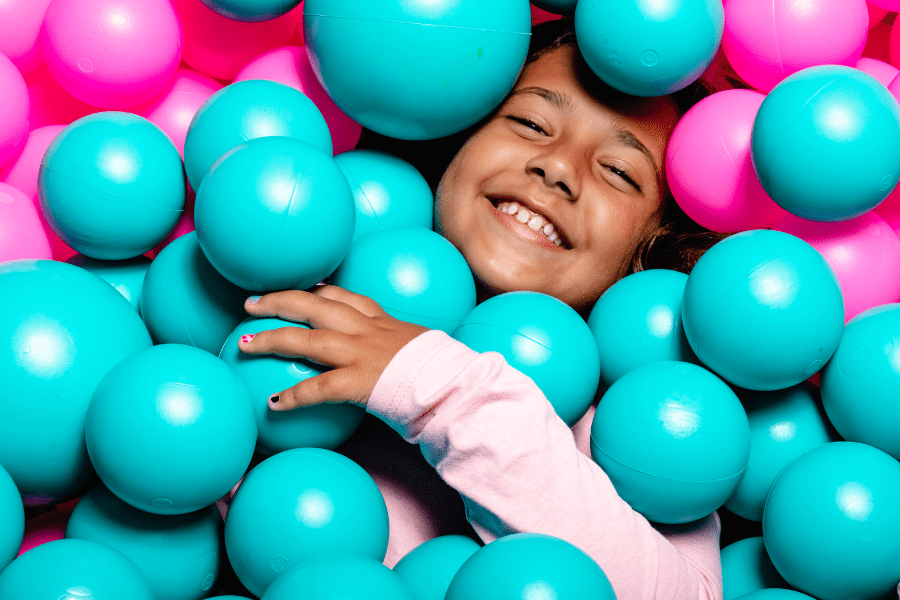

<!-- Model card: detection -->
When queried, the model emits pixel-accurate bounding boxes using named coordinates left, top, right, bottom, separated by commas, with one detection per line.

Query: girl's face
left=435, top=44, right=680, bottom=314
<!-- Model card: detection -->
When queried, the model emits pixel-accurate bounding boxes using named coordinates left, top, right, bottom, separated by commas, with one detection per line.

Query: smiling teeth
left=497, top=201, right=562, bottom=247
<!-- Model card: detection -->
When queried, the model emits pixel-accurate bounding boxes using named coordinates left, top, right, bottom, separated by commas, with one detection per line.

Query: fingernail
left=269, top=394, right=280, bottom=405
left=240, top=334, right=255, bottom=344
left=247, top=296, right=261, bottom=304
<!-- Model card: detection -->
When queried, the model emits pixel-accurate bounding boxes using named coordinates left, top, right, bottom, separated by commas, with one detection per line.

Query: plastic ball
left=141, top=231, right=249, bottom=354
left=200, top=0, right=302, bottom=22
left=725, top=383, right=839, bottom=522
left=0, top=182, right=51, bottom=261
left=574, top=0, right=724, bottom=97
left=262, top=553, right=416, bottom=600
left=820, top=304, right=900, bottom=458
left=18, top=507, right=71, bottom=556
left=721, top=537, right=788, bottom=600
left=452, top=291, right=598, bottom=425
left=772, top=212, right=900, bottom=322
left=0, top=124, right=65, bottom=200
left=331, top=225, right=476, bottom=333
left=0, top=0, right=52, bottom=74
left=195, top=136, right=355, bottom=291
left=24, top=63, right=97, bottom=130
left=0, top=260, right=152, bottom=504
left=224, top=448, right=389, bottom=598
left=0, top=53, right=29, bottom=169
left=752, top=65, right=900, bottom=222
left=39, top=112, right=186, bottom=260
left=855, top=57, right=899, bottom=87
left=219, top=317, right=366, bottom=454
left=333, top=150, right=434, bottom=243
left=591, top=361, right=749, bottom=523
left=208, top=597, right=252, bottom=600
left=587, top=269, right=696, bottom=390
left=183, top=79, right=332, bottom=191
left=393, top=536, right=481, bottom=600
left=0, top=463, right=23, bottom=573
left=40, top=0, right=183, bottom=109
left=445, top=533, right=615, bottom=600
left=66, top=485, right=222, bottom=600
left=681, top=229, right=844, bottom=390
left=736, top=591, right=816, bottom=600
left=530, top=0, right=577, bottom=15
left=84, top=343, right=257, bottom=515
left=666, top=89, right=787, bottom=232
left=763, top=442, right=900, bottom=600
left=304, top=0, right=531, bottom=140
left=722, top=0, right=868, bottom=93
left=67, top=254, right=151, bottom=313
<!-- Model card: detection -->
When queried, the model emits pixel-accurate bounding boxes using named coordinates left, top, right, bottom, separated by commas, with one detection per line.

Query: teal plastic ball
left=393, top=535, right=481, bottom=600
left=574, top=0, right=724, bottom=96
left=304, top=0, right=531, bottom=140
left=184, top=79, right=332, bottom=191
left=84, top=344, right=257, bottom=515
left=721, top=537, right=788, bottom=600
left=820, top=304, right=900, bottom=458
left=590, top=361, right=750, bottom=524
left=331, top=225, right=476, bottom=333
left=452, top=291, right=600, bottom=426
left=199, top=0, right=302, bottom=22
left=587, top=269, right=696, bottom=391
left=681, top=230, right=844, bottom=391
left=224, top=448, right=389, bottom=598
left=0, top=462, right=23, bottom=573
left=219, top=317, right=366, bottom=455
left=195, top=136, right=355, bottom=292
left=445, top=533, right=615, bottom=600
left=261, top=553, right=416, bottom=600
left=0, top=538, right=155, bottom=600
left=725, top=383, right=839, bottom=522
left=67, top=254, right=151, bottom=313
left=66, top=485, right=222, bottom=600
left=141, top=231, right=249, bottom=354
left=38, top=112, right=185, bottom=259
left=333, top=150, right=434, bottom=243
left=763, top=442, right=900, bottom=600
left=531, top=0, right=577, bottom=15
left=0, top=260, right=152, bottom=504
left=736, top=591, right=815, bottom=600
left=752, top=65, right=900, bottom=222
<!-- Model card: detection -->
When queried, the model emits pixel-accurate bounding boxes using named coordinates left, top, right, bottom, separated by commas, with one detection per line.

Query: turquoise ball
left=331, top=225, right=476, bottom=333
left=38, top=112, right=185, bottom=259
left=195, top=136, right=355, bottom=292
left=0, top=538, right=155, bottom=600
left=681, top=230, right=844, bottom=391
left=184, top=80, right=332, bottom=191
left=453, top=291, right=600, bottom=427
left=575, top=0, right=724, bottom=96
left=304, top=0, right=531, bottom=140
left=141, top=231, right=249, bottom=355
left=0, top=462, right=23, bottom=573
left=199, top=0, right=302, bottom=22
left=752, top=65, right=900, bottom=222
left=820, top=304, right=900, bottom=459
left=84, top=344, right=257, bottom=515
left=261, top=553, right=416, bottom=600
left=763, top=442, right=900, bottom=600
left=721, top=537, right=788, bottom=600
left=445, top=533, right=615, bottom=600
left=736, top=591, right=816, bottom=600
left=587, top=269, right=696, bottom=391
left=333, top=150, right=434, bottom=243
left=393, top=535, right=481, bottom=600
left=0, top=260, right=151, bottom=504
left=590, top=361, right=750, bottom=524
left=67, top=254, right=151, bottom=313
left=66, top=484, right=222, bottom=600
left=219, top=317, right=366, bottom=455
left=726, top=383, right=839, bottom=521
left=224, top=448, right=389, bottom=598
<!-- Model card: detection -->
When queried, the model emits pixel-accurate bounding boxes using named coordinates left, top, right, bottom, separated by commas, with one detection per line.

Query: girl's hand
left=238, top=285, right=429, bottom=411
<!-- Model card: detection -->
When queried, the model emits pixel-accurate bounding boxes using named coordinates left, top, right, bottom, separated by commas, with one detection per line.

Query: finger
left=239, top=325, right=353, bottom=368
left=268, top=368, right=368, bottom=411
left=244, top=289, right=366, bottom=333
left=310, top=285, right=387, bottom=318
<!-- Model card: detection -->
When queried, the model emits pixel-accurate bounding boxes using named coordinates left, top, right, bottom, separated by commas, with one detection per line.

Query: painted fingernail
left=269, top=394, right=280, bottom=405
left=247, top=296, right=261, bottom=304
left=240, top=334, right=255, bottom=344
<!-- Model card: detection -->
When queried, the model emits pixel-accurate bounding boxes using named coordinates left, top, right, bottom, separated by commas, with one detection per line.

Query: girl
left=239, top=18, right=733, bottom=600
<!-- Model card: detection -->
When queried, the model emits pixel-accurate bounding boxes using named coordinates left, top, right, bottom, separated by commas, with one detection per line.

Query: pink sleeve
left=368, top=329, right=723, bottom=600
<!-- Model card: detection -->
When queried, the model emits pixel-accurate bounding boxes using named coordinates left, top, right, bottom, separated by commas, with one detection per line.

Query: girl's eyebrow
left=509, top=86, right=575, bottom=111
left=614, top=128, right=661, bottom=186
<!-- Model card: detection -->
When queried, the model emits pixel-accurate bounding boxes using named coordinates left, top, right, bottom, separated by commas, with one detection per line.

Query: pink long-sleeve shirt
left=363, top=329, right=724, bottom=600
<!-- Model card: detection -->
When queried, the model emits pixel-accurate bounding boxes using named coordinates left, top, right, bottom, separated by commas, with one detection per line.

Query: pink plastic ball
left=666, top=89, right=787, bottom=232
left=0, top=182, right=52, bottom=261
left=40, top=0, right=184, bottom=109
left=234, top=46, right=362, bottom=154
left=18, top=508, right=72, bottom=556
left=0, top=53, right=30, bottom=169
left=887, top=18, right=900, bottom=70
left=531, top=5, right=562, bottom=26
left=0, top=0, right=53, bottom=75
left=856, top=57, right=900, bottom=87
left=722, top=0, right=869, bottom=92
left=24, top=64, right=97, bottom=129
left=772, top=212, right=900, bottom=322
left=869, top=0, right=900, bottom=12
left=134, top=69, right=223, bottom=158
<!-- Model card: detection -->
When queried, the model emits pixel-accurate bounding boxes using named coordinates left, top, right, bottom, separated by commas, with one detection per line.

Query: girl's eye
left=604, top=165, right=642, bottom=192
left=506, top=115, right=547, bottom=135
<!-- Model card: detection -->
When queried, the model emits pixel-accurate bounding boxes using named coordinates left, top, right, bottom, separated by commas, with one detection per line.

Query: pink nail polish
left=240, top=334, right=255, bottom=344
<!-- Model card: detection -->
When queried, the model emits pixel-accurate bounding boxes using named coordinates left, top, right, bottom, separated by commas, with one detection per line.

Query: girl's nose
left=525, top=149, right=580, bottom=199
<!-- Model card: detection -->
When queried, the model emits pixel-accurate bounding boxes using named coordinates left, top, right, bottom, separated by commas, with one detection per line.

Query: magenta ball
left=667, top=89, right=786, bottom=232
left=0, top=0, right=53, bottom=75
left=24, top=63, right=97, bottom=130
left=0, top=183, right=51, bottom=261
left=234, top=46, right=362, bottom=155
left=18, top=508, right=72, bottom=556
left=0, top=125, right=64, bottom=200
left=855, top=58, right=899, bottom=87
left=40, top=0, right=184, bottom=109
left=722, top=0, right=868, bottom=92
left=0, top=53, right=29, bottom=169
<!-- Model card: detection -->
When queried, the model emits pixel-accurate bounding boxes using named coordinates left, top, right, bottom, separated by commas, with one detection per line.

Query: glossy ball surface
left=200, top=0, right=302, bottom=22
left=393, top=535, right=481, bottom=600
left=261, top=553, right=416, bottom=600
left=736, top=591, right=816, bottom=600
left=67, top=254, right=151, bottom=313
left=0, top=463, right=23, bottom=573
left=720, top=536, right=787, bottom=600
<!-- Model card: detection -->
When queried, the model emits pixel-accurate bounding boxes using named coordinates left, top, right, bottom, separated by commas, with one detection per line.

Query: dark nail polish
left=270, top=395, right=280, bottom=404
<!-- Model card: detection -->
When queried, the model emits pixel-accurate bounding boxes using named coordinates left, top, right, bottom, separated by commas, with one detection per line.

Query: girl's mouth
left=487, top=196, right=571, bottom=251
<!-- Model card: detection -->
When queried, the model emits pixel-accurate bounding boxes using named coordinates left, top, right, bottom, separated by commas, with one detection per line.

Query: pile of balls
left=1, top=0, right=900, bottom=599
